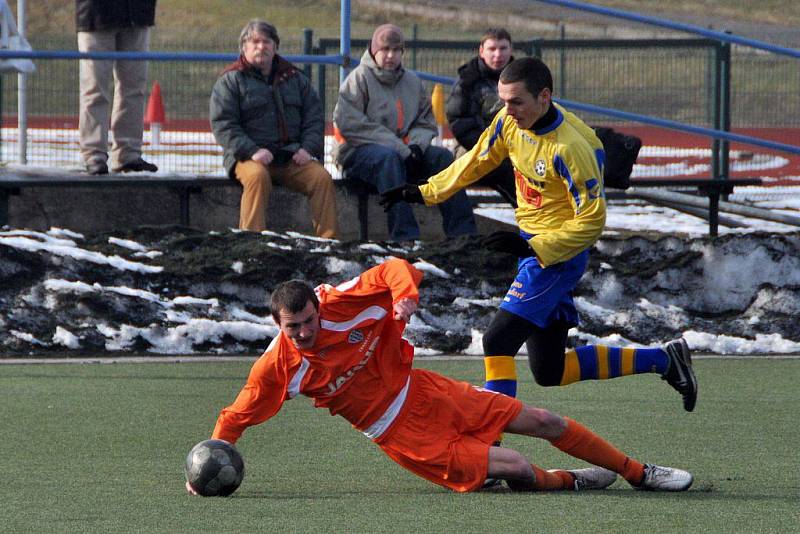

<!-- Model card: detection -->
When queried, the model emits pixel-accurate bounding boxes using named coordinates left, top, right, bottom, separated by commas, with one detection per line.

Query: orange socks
left=531, top=465, right=575, bottom=490
left=549, top=417, right=645, bottom=485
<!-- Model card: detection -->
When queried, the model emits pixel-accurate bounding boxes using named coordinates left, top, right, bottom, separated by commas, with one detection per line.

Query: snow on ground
left=2, top=215, right=800, bottom=356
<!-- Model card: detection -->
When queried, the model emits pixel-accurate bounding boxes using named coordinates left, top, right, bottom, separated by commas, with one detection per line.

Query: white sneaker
left=550, top=467, right=617, bottom=491
left=636, top=464, right=693, bottom=491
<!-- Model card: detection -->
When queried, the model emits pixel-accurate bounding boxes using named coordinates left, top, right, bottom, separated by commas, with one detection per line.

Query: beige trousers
left=234, top=160, right=340, bottom=238
left=78, top=27, right=150, bottom=167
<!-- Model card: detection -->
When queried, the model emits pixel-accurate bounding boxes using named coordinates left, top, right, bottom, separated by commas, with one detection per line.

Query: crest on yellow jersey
left=534, top=159, right=547, bottom=177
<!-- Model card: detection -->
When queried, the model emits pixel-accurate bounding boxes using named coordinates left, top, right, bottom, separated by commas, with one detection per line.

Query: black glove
left=404, top=144, right=427, bottom=184
left=379, top=184, right=424, bottom=212
left=482, top=231, right=534, bottom=257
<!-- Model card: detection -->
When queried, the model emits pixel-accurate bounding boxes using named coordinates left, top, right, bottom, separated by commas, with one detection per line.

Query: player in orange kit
left=187, top=258, right=693, bottom=494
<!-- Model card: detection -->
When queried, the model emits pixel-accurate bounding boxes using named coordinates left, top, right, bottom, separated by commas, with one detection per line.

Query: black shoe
left=86, top=160, right=109, bottom=175
left=661, top=338, right=698, bottom=412
left=113, top=158, right=158, bottom=173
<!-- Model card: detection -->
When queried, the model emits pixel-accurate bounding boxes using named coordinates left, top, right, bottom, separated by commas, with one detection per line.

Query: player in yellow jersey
left=380, top=57, right=697, bottom=413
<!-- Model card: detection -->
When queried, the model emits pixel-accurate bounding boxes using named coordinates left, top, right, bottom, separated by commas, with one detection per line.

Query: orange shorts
left=374, top=368, right=523, bottom=492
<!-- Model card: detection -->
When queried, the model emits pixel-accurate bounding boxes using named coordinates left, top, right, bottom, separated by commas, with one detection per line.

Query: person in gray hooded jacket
left=333, top=24, right=476, bottom=242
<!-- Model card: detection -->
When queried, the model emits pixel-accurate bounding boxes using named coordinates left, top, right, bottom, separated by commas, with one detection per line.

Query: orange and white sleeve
left=211, top=348, right=296, bottom=444
left=335, top=258, right=424, bottom=306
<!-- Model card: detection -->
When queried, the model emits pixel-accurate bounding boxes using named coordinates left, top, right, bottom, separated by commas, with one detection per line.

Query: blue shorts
left=499, top=248, right=589, bottom=328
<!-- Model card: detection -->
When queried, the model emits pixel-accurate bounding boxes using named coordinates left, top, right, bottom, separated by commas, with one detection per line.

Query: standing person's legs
left=111, top=27, right=150, bottom=168
left=234, top=160, right=271, bottom=232
left=271, top=161, right=340, bottom=238
left=344, top=144, right=420, bottom=241
left=422, top=145, right=477, bottom=237
left=78, top=30, right=116, bottom=168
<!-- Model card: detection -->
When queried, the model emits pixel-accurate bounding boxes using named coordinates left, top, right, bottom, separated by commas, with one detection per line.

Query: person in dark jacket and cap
left=76, top=0, right=159, bottom=175
left=210, top=20, right=339, bottom=238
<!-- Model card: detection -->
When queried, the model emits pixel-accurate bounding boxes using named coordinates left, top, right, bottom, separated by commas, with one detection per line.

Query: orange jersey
left=212, top=258, right=424, bottom=443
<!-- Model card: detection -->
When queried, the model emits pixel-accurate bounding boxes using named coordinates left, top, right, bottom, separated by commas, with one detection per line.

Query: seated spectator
left=333, top=24, right=477, bottom=242
left=210, top=20, right=339, bottom=238
left=446, top=28, right=516, bottom=207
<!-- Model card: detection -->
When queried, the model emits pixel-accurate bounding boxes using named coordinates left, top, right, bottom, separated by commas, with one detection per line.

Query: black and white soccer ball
left=184, top=439, right=245, bottom=497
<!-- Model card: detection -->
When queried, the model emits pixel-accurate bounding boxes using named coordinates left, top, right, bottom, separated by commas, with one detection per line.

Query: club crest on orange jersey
left=348, top=329, right=364, bottom=344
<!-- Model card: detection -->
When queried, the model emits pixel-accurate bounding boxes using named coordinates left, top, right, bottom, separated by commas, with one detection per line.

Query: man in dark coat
left=210, top=20, right=338, bottom=238
left=446, top=28, right=516, bottom=206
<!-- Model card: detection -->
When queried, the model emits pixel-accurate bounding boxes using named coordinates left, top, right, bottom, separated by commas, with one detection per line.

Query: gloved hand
left=482, top=231, right=534, bottom=257
left=404, top=144, right=427, bottom=184
left=379, top=184, right=424, bottom=212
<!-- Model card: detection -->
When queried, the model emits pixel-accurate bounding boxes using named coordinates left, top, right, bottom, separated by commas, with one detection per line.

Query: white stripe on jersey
left=287, top=357, right=310, bottom=399
left=362, top=376, right=410, bottom=440
left=334, top=276, right=360, bottom=292
left=320, top=305, right=387, bottom=332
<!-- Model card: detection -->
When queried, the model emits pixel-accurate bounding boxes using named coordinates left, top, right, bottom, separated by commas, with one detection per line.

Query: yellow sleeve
left=530, top=144, right=606, bottom=267
left=419, top=110, right=511, bottom=205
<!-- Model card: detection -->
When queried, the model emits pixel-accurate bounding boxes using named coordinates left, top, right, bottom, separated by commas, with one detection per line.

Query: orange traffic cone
left=431, top=83, right=447, bottom=146
left=145, top=81, right=166, bottom=148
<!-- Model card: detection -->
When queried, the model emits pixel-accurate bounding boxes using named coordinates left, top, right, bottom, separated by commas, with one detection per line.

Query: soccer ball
left=184, top=439, right=245, bottom=497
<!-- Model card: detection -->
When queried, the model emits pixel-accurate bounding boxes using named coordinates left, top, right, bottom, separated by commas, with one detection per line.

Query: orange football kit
left=212, top=258, right=522, bottom=492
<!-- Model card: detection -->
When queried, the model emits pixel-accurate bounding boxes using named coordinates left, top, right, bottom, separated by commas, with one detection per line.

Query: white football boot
left=636, top=464, right=694, bottom=491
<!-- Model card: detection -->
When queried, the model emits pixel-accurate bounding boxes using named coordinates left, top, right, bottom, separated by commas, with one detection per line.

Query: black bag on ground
left=593, top=127, right=642, bottom=190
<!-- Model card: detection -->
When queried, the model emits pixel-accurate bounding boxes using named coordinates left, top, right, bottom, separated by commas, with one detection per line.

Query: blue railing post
left=412, top=24, right=418, bottom=71
left=558, top=24, right=567, bottom=98
left=720, top=36, right=732, bottom=194
left=340, top=0, right=351, bottom=85
left=316, top=40, right=327, bottom=118
left=302, top=28, right=313, bottom=79
left=711, top=41, right=722, bottom=181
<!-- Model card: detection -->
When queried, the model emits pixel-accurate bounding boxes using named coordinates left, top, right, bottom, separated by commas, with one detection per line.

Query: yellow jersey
left=420, top=103, right=606, bottom=267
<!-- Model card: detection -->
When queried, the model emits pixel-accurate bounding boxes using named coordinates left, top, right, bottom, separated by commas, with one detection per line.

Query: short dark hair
left=239, top=19, right=280, bottom=52
left=270, top=280, right=318, bottom=323
left=480, top=28, right=512, bottom=46
left=499, top=57, right=553, bottom=97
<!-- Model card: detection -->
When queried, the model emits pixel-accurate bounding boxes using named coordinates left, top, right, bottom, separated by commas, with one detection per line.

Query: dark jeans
left=345, top=143, right=477, bottom=241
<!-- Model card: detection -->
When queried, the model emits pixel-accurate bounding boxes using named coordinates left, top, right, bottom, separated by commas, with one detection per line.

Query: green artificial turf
left=1, top=358, right=798, bottom=533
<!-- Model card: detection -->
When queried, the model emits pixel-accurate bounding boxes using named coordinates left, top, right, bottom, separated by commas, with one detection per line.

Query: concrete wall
left=5, top=182, right=509, bottom=241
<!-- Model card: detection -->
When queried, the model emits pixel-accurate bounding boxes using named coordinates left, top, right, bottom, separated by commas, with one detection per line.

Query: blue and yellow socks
left=484, top=355, right=517, bottom=397
left=561, top=345, right=668, bottom=385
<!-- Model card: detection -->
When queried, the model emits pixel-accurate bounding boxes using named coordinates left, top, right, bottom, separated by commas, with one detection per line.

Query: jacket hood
left=360, top=49, right=404, bottom=86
